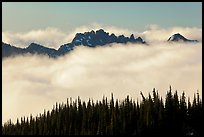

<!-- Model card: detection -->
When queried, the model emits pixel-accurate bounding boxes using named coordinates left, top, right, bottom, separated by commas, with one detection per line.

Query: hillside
left=2, top=87, right=202, bottom=135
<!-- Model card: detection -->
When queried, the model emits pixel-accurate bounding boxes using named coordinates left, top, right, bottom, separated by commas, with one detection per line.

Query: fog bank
left=2, top=42, right=202, bottom=124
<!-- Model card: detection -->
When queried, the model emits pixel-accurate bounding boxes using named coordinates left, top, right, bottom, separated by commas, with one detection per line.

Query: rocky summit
left=167, top=33, right=198, bottom=43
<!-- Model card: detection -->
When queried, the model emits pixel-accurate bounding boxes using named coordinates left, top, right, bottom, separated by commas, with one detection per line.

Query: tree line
left=2, top=87, right=202, bottom=135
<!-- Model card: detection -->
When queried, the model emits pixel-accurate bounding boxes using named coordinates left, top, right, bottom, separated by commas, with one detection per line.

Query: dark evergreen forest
left=2, top=87, right=202, bottom=135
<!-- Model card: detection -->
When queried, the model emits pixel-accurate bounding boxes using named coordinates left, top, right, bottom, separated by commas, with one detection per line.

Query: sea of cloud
left=2, top=23, right=202, bottom=49
left=2, top=24, right=202, bottom=124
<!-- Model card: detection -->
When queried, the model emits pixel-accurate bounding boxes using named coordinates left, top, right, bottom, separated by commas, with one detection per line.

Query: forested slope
left=2, top=87, right=202, bottom=135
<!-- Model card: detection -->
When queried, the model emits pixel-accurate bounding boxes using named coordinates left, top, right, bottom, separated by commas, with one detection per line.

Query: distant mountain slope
left=2, top=42, right=58, bottom=58
left=2, top=29, right=146, bottom=58
left=2, top=42, right=27, bottom=58
left=26, top=43, right=59, bottom=57
left=167, top=33, right=198, bottom=43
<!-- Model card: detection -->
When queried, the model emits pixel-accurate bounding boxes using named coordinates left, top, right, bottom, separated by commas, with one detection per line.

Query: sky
left=2, top=2, right=202, bottom=32
left=2, top=2, right=202, bottom=124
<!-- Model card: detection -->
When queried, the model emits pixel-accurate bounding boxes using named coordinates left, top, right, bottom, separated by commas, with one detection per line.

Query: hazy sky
left=2, top=2, right=202, bottom=32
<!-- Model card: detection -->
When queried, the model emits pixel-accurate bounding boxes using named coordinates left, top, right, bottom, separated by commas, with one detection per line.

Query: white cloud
left=2, top=23, right=134, bottom=49
left=2, top=42, right=202, bottom=124
left=2, top=27, right=71, bottom=49
left=2, top=23, right=202, bottom=49
left=141, top=24, right=202, bottom=43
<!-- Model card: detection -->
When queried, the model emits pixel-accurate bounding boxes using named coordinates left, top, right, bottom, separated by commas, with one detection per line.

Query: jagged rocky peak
left=130, top=34, right=135, bottom=40
left=96, top=29, right=106, bottom=34
left=71, top=29, right=145, bottom=47
left=168, top=33, right=198, bottom=43
left=136, top=37, right=144, bottom=43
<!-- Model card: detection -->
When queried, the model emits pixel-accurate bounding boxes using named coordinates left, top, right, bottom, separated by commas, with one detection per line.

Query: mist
left=2, top=41, right=202, bottom=124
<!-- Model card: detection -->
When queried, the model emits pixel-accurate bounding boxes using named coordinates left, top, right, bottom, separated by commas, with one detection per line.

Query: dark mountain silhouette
left=167, top=33, right=198, bottom=43
left=2, top=42, right=27, bottom=58
left=26, top=43, right=58, bottom=57
left=2, top=29, right=146, bottom=58
left=2, top=42, right=58, bottom=58
left=2, top=31, right=199, bottom=59
left=72, top=29, right=145, bottom=47
left=57, top=29, right=146, bottom=56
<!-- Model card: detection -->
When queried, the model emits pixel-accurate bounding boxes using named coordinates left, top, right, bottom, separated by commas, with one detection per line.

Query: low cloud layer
left=141, top=24, right=202, bottom=43
left=2, top=23, right=202, bottom=49
left=2, top=42, right=202, bottom=124
left=2, top=27, right=70, bottom=49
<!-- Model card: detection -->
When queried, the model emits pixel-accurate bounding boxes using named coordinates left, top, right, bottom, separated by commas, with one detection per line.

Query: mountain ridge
left=2, top=29, right=146, bottom=58
left=2, top=30, right=199, bottom=59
